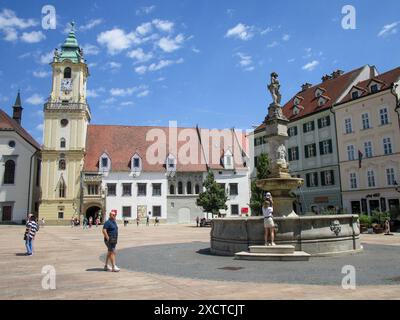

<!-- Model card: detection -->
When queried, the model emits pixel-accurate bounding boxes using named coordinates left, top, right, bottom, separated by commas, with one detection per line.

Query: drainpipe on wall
left=329, top=106, right=344, bottom=213
left=26, top=150, right=39, bottom=220
left=390, top=83, right=400, bottom=129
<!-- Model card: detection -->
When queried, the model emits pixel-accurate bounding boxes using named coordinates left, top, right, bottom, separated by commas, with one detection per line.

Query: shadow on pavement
left=86, top=268, right=106, bottom=272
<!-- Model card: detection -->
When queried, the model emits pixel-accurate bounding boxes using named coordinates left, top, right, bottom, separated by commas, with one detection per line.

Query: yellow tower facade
left=39, top=23, right=91, bottom=224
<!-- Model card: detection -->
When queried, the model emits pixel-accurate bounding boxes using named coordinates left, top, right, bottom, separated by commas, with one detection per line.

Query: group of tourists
left=123, top=213, right=159, bottom=227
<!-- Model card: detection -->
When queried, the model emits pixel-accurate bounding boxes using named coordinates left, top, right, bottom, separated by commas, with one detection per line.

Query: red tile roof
left=0, top=109, right=41, bottom=150
left=84, top=125, right=248, bottom=172
left=340, top=66, right=400, bottom=104
left=281, top=66, right=365, bottom=121
left=253, top=66, right=366, bottom=133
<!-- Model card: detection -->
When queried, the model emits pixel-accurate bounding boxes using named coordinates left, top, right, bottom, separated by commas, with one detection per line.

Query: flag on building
left=358, top=150, right=363, bottom=168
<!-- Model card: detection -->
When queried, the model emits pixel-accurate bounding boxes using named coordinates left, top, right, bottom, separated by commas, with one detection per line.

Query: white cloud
left=79, top=19, right=103, bottom=31
left=127, top=48, right=153, bottom=63
left=0, top=9, right=37, bottom=30
left=33, top=71, right=50, bottom=78
left=136, top=22, right=153, bottom=36
left=35, top=124, right=44, bottom=131
left=192, top=47, right=200, bottom=53
left=236, top=53, right=254, bottom=71
left=378, top=21, right=399, bottom=37
left=26, top=93, right=44, bottom=105
left=107, top=61, right=121, bottom=69
left=88, top=62, right=98, bottom=68
left=225, top=23, right=254, bottom=41
left=3, top=27, right=17, bottom=41
left=110, top=85, right=148, bottom=97
left=97, top=28, right=139, bottom=55
left=267, top=41, right=279, bottom=48
left=288, top=58, right=295, bottom=63
left=120, top=101, right=134, bottom=106
left=260, top=27, right=272, bottom=35
left=152, top=19, right=174, bottom=32
left=135, top=65, right=148, bottom=75
left=282, top=34, right=290, bottom=41
left=103, top=97, right=117, bottom=104
left=149, top=58, right=183, bottom=71
left=21, top=30, right=45, bottom=43
left=86, top=87, right=105, bottom=98
left=82, top=43, right=100, bottom=55
left=136, top=6, right=156, bottom=16
left=137, top=90, right=150, bottom=98
left=302, top=60, right=319, bottom=71
left=40, top=51, right=53, bottom=64
left=158, top=34, right=184, bottom=52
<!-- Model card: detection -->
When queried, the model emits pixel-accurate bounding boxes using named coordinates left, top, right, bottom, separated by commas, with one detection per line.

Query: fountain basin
left=210, top=215, right=362, bottom=256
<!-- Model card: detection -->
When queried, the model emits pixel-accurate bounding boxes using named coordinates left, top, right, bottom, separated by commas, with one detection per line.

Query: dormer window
left=131, top=153, right=142, bottom=172
left=318, top=97, right=326, bottom=106
left=293, top=96, right=303, bottom=105
left=223, top=150, right=234, bottom=169
left=370, top=84, right=379, bottom=93
left=293, top=107, right=299, bottom=115
left=352, top=91, right=359, bottom=99
left=315, top=88, right=325, bottom=98
left=99, top=152, right=111, bottom=172
left=166, top=154, right=176, bottom=171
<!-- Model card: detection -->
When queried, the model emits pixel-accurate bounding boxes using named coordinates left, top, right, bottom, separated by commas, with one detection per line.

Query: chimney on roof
left=301, top=82, right=312, bottom=91
left=12, top=91, right=23, bottom=125
left=331, top=69, right=344, bottom=78
left=321, top=74, right=333, bottom=82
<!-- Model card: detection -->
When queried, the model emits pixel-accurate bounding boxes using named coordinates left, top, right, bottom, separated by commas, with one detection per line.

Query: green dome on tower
left=57, top=22, right=83, bottom=63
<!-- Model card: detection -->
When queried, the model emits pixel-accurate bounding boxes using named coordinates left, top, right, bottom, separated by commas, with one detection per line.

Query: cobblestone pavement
left=0, top=224, right=399, bottom=300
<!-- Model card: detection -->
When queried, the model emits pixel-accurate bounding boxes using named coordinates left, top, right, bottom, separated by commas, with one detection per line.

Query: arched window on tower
left=59, top=154, right=66, bottom=171
left=3, top=160, right=16, bottom=184
left=178, top=181, right=183, bottom=195
left=195, top=184, right=200, bottom=194
left=60, top=138, right=66, bottom=149
left=187, top=181, right=192, bottom=194
left=64, top=67, right=71, bottom=79
left=169, top=184, right=175, bottom=195
left=58, top=176, right=66, bottom=198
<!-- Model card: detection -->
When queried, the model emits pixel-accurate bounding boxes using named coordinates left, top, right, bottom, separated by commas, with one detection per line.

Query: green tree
left=196, top=171, right=228, bottom=218
left=249, top=153, right=271, bottom=216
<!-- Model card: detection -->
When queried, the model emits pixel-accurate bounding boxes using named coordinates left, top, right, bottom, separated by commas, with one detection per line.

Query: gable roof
left=254, top=66, right=366, bottom=133
left=83, top=125, right=247, bottom=172
left=340, top=66, right=400, bottom=104
left=0, top=109, right=41, bottom=150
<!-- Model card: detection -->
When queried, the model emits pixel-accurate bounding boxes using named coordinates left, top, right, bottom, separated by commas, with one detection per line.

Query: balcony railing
left=44, top=102, right=91, bottom=112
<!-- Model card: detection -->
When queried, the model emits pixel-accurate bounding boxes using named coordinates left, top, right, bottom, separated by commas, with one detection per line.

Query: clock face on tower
left=61, top=79, right=72, bottom=92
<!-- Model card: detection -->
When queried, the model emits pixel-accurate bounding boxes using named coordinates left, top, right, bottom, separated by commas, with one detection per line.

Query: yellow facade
left=39, top=43, right=90, bottom=224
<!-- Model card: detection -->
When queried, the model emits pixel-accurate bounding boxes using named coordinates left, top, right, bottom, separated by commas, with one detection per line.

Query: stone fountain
left=210, top=72, right=362, bottom=259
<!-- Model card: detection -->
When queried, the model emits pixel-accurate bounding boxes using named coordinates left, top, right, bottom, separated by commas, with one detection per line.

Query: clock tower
left=39, top=23, right=91, bottom=224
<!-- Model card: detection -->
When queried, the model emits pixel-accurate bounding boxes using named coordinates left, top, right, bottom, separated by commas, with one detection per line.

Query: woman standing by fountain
left=263, top=193, right=276, bottom=246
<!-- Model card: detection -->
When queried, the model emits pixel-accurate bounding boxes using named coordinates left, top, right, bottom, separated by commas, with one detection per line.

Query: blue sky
left=0, top=0, right=399, bottom=143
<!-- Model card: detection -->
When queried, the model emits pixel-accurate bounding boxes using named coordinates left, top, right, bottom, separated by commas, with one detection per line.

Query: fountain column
left=256, top=72, right=303, bottom=217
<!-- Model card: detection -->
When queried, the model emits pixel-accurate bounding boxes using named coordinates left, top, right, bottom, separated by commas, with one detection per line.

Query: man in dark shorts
left=102, top=211, right=120, bottom=272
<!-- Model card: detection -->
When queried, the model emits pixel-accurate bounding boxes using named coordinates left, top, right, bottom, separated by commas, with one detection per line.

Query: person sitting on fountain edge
left=263, top=193, right=276, bottom=246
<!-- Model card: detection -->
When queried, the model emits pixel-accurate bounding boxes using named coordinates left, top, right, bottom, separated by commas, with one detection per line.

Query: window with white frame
left=321, top=170, right=334, bottom=186
left=288, top=126, right=298, bottom=137
left=367, top=170, right=375, bottom=187
left=380, top=108, right=389, bottom=125
left=386, top=168, right=396, bottom=186
left=319, top=139, right=332, bottom=155
left=166, top=154, right=176, bottom=171
left=288, top=147, right=299, bottom=161
left=304, top=143, right=316, bottom=158
left=344, top=118, right=352, bottom=134
left=350, top=173, right=357, bottom=189
left=383, top=137, right=393, bottom=155
left=100, top=153, right=111, bottom=171
left=364, top=141, right=373, bottom=158
left=361, top=113, right=370, bottom=130
left=347, top=145, right=355, bottom=161
left=131, top=154, right=142, bottom=171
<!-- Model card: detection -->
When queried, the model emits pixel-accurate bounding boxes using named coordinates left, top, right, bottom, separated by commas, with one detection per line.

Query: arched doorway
left=86, top=206, right=101, bottom=222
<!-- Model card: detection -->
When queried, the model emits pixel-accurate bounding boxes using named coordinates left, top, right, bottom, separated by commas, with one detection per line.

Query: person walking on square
left=70, top=216, right=75, bottom=228
left=102, top=211, right=120, bottom=272
left=89, top=216, right=93, bottom=228
left=154, top=216, right=159, bottom=226
left=41, top=217, right=45, bottom=228
left=136, top=216, right=140, bottom=227
left=95, top=216, right=100, bottom=227
left=146, top=212, right=150, bottom=226
left=196, top=216, right=200, bottom=227
left=83, top=216, right=88, bottom=229
left=263, top=192, right=275, bottom=246
left=24, top=216, right=39, bottom=256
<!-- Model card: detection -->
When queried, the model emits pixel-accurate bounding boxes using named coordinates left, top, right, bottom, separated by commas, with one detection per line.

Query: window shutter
left=329, top=140, right=333, bottom=153
left=288, top=149, right=293, bottom=161
left=330, top=170, right=335, bottom=185
left=314, top=173, right=319, bottom=186
left=319, top=142, right=324, bottom=155
left=303, top=123, right=307, bottom=133
left=295, top=126, right=298, bottom=135
left=304, top=146, right=309, bottom=158
left=326, top=116, right=331, bottom=126
left=306, top=174, right=310, bottom=187
left=295, top=147, right=299, bottom=160
left=321, top=172, right=326, bottom=186
left=317, top=118, right=322, bottom=129
left=311, top=121, right=315, bottom=131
